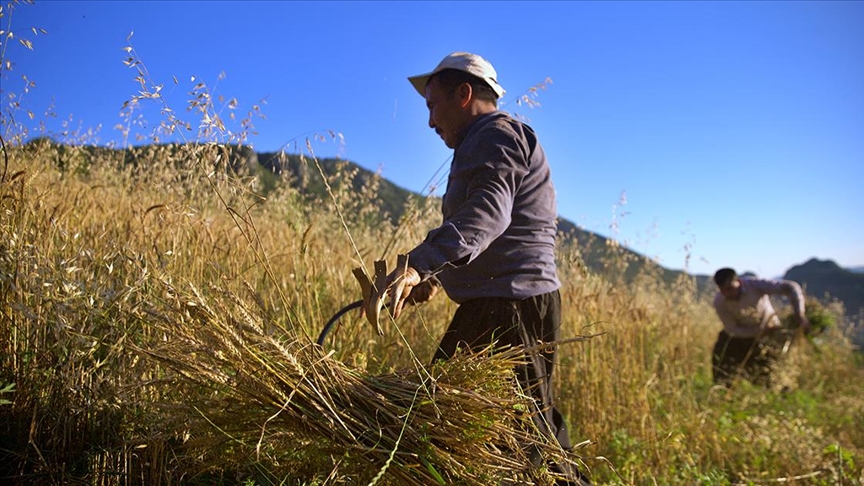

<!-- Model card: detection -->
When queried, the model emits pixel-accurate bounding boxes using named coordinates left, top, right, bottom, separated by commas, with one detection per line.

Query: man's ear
left=457, top=82, right=473, bottom=108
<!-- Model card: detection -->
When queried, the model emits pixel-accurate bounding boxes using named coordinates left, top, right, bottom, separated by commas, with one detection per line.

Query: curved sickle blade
left=352, top=264, right=385, bottom=336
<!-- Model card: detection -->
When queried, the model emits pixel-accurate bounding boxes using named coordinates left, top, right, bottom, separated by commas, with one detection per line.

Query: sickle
left=316, top=299, right=363, bottom=346
left=316, top=299, right=393, bottom=346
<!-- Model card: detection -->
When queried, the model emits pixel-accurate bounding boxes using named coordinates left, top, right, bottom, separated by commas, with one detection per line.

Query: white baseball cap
left=408, top=52, right=506, bottom=99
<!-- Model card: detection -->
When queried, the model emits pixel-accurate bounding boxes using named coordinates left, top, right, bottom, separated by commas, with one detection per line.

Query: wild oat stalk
left=134, top=278, right=584, bottom=485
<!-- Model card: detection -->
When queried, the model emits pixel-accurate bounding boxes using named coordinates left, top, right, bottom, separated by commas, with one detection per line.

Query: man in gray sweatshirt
left=365, top=52, right=586, bottom=484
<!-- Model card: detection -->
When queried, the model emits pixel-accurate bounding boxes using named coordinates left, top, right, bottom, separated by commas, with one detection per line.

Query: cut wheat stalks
left=133, top=279, right=585, bottom=485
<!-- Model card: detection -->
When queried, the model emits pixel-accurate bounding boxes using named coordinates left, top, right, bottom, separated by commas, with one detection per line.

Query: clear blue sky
left=4, top=1, right=863, bottom=279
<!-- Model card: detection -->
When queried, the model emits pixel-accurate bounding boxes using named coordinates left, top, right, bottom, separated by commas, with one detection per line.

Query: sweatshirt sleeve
left=751, top=278, right=807, bottom=321
left=407, top=123, right=529, bottom=278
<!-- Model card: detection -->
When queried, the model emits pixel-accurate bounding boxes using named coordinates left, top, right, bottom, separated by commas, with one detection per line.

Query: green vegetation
left=1, top=4, right=862, bottom=482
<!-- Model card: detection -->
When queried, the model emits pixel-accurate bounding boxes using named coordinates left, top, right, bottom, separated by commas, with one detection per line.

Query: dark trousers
left=433, top=290, right=587, bottom=484
left=711, top=330, right=776, bottom=387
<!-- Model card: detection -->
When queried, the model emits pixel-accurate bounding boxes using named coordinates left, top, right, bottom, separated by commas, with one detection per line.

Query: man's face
left=424, top=77, right=467, bottom=149
left=719, top=278, right=741, bottom=300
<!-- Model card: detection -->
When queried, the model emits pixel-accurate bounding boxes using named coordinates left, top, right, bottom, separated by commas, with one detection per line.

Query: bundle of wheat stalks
left=136, top=279, right=580, bottom=485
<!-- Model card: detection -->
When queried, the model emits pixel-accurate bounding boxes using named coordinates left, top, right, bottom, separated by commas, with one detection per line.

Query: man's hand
left=405, top=279, right=440, bottom=306
left=387, top=264, right=422, bottom=320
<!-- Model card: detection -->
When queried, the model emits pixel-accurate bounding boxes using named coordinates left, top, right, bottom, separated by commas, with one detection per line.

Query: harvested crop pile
left=138, top=281, right=583, bottom=485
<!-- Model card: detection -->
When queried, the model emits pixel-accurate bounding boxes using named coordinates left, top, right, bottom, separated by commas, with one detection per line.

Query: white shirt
left=713, top=277, right=805, bottom=338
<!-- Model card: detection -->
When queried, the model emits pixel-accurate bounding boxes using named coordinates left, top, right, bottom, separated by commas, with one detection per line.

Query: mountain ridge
left=784, top=258, right=864, bottom=317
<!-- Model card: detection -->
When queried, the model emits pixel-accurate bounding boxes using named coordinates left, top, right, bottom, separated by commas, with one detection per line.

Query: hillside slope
left=255, top=150, right=704, bottom=288
left=22, top=138, right=711, bottom=289
left=785, top=258, right=864, bottom=316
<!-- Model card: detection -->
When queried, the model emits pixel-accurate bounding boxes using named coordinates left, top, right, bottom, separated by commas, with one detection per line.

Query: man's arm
left=751, top=278, right=810, bottom=330
left=407, top=123, right=528, bottom=279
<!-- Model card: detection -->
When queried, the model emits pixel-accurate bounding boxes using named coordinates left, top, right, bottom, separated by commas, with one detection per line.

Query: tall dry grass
left=2, top=137, right=862, bottom=485
left=0, top=140, right=582, bottom=485
left=1, top=5, right=862, bottom=481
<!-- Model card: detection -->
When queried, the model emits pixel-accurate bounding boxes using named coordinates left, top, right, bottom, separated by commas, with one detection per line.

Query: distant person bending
left=711, top=267, right=810, bottom=387
left=360, top=52, right=588, bottom=484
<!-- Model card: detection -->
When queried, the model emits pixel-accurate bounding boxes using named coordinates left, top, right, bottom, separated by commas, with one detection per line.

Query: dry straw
left=135, top=279, right=586, bottom=485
